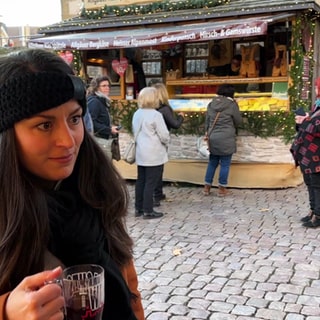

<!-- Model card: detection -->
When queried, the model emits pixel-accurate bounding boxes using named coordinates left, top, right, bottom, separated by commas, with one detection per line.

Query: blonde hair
left=138, top=87, right=159, bottom=109
left=152, top=82, right=169, bottom=106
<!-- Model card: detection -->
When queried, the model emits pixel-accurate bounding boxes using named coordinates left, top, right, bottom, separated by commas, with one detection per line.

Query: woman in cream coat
left=132, top=87, right=170, bottom=219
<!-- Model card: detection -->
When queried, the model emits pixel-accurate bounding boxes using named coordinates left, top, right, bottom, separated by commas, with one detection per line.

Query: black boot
left=300, top=210, right=313, bottom=223
left=143, top=210, right=163, bottom=219
left=135, top=209, right=144, bottom=217
left=303, top=214, right=320, bottom=228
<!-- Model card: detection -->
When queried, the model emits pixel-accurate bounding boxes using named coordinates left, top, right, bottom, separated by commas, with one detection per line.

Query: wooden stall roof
left=37, top=0, right=320, bottom=35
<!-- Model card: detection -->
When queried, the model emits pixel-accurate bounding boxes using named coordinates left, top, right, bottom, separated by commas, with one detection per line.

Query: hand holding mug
left=5, top=266, right=64, bottom=320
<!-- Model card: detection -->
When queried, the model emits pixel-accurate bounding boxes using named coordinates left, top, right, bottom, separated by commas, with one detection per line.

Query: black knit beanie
left=0, top=72, right=87, bottom=133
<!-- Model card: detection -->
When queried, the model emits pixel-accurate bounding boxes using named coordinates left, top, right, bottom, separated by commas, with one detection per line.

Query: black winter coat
left=157, top=103, right=184, bottom=131
left=87, top=95, right=112, bottom=139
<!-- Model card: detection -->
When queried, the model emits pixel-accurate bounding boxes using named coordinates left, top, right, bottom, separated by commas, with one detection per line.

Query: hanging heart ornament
left=112, top=58, right=128, bottom=76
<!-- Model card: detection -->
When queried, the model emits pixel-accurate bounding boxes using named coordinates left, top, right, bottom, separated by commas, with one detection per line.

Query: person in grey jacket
left=203, top=84, right=242, bottom=196
left=132, top=87, right=170, bottom=219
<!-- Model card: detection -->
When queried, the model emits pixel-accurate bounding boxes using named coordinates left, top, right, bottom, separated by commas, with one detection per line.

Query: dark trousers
left=135, top=165, right=163, bottom=213
left=153, top=165, right=164, bottom=200
left=303, top=171, right=320, bottom=216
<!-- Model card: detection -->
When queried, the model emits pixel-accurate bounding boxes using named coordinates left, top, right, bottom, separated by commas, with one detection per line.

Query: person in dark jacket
left=87, top=75, right=120, bottom=139
left=206, top=54, right=242, bottom=76
left=125, top=48, right=147, bottom=98
left=203, top=84, right=242, bottom=196
left=0, top=49, right=144, bottom=320
left=152, top=82, right=184, bottom=205
left=291, top=77, right=320, bottom=228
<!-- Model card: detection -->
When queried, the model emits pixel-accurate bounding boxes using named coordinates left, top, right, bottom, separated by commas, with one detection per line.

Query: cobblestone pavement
left=125, top=182, right=320, bottom=320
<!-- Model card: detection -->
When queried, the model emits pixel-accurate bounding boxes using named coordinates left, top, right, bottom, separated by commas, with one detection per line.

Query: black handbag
left=111, top=138, right=121, bottom=161
left=95, top=137, right=121, bottom=161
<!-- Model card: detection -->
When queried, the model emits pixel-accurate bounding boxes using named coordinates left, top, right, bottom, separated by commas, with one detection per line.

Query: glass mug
left=61, top=264, right=105, bottom=320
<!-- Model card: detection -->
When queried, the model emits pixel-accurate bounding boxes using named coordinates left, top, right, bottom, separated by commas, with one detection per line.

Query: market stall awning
left=28, top=14, right=285, bottom=50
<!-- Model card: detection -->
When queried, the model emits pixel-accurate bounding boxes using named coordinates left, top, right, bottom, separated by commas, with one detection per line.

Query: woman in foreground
left=0, top=49, right=144, bottom=320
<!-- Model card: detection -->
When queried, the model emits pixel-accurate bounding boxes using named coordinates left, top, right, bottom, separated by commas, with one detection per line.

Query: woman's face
left=97, top=80, right=110, bottom=96
left=14, top=100, right=84, bottom=182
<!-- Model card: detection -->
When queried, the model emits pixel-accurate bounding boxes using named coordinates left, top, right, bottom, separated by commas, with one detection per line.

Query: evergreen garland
left=288, top=14, right=315, bottom=113
left=81, top=0, right=230, bottom=18
left=72, top=50, right=82, bottom=75
left=110, top=101, right=296, bottom=142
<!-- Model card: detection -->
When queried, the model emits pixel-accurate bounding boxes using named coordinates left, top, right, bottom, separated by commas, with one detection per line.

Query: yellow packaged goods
left=237, top=97, right=288, bottom=112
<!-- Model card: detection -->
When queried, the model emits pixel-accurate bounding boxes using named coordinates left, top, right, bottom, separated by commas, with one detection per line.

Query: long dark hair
left=0, top=49, right=132, bottom=293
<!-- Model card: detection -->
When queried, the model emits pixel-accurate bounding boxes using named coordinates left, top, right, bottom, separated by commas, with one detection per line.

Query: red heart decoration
left=112, top=58, right=128, bottom=76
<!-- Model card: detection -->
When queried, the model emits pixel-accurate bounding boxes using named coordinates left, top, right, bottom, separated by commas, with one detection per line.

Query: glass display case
left=142, top=49, right=163, bottom=85
left=184, top=42, right=209, bottom=75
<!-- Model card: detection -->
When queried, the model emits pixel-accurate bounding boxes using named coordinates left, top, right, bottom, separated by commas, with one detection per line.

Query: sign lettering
left=29, top=21, right=268, bottom=50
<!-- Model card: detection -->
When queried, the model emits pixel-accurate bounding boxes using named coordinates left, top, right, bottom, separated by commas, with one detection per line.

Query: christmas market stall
left=28, top=0, right=320, bottom=188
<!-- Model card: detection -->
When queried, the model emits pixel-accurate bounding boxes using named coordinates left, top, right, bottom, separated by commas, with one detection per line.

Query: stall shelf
left=166, top=76, right=288, bottom=95
left=167, top=76, right=289, bottom=112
